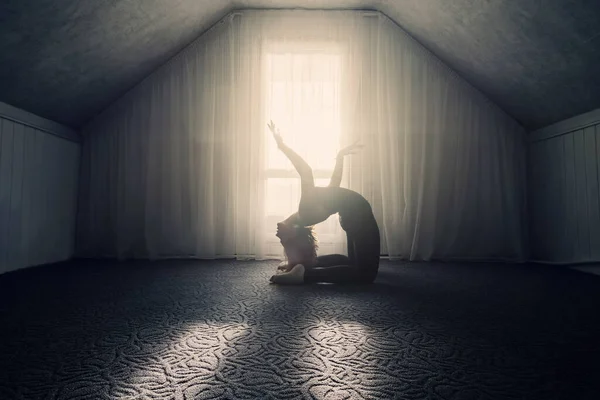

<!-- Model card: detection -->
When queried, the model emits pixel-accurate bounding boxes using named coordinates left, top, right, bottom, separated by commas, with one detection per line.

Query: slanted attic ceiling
left=1, top=0, right=599, bottom=131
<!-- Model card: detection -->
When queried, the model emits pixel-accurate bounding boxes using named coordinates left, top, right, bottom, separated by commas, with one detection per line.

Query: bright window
left=263, top=45, right=347, bottom=256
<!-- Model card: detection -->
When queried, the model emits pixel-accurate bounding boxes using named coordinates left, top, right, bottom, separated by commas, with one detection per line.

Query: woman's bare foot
left=270, top=264, right=305, bottom=284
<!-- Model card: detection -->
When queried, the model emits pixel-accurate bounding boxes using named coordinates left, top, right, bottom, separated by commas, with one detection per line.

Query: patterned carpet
left=0, top=259, right=599, bottom=400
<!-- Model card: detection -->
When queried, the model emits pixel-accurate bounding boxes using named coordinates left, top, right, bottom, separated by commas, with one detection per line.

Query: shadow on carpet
left=0, top=259, right=599, bottom=399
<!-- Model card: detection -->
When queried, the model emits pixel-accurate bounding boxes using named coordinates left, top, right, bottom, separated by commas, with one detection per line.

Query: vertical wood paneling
left=20, top=126, right=35, bottom=268
left=527, top=142, right=541, bottom=259
left=529, top=121, right=600, bottom=263
left=545, top=137, right=563, bottom=261
left=10, top=122, right=25, bottom=269
left=555, top=135, right=569, bottom=261
left=595, top=124, right=600, bottom=260
left=0, top=116, right=80, bottom=274
left=0, top=119, right=14, bottom=269
left=562, top=134, right=578, bottom=261
left=573, top=129, right=589, bottom=258
left=534, top=141, right=550, bottom=257
left=542, top=140, right=556, bottom=259
left=584, top=126, right=600, bottom=259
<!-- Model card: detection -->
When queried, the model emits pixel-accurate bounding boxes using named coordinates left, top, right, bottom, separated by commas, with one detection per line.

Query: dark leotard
left=298, top=186, right=380, bottom=284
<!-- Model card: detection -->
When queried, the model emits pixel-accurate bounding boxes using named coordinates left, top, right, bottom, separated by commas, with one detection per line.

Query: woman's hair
left=283, top=225, right=319, bottom=264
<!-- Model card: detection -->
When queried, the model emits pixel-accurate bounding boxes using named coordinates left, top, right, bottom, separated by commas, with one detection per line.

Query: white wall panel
left=529, top=109, right=600, bottom=263
left=0, top=116, right=80, bottom=274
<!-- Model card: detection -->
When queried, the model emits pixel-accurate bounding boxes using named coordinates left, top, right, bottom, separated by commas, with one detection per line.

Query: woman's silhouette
left=268, top=121, right=380, bottom=285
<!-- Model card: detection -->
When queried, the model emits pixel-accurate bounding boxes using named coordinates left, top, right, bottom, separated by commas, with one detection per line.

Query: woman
left=268, top=121, right=380, bottom=285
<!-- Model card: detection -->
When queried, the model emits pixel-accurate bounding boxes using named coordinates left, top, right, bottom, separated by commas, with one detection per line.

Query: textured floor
left=1, top=259, right=599, bottom=400
left=571, top=265, right=600, bottom=276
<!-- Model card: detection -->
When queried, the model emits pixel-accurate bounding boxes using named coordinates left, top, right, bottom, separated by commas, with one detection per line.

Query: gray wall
left=528, top=108, right=600, bottom=264
left=0, top=102, right=80, bottom=274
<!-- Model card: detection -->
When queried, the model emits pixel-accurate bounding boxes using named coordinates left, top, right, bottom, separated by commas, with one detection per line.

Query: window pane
left=263, top=48, right=347, bottom=257
left=265, top=52, right=341, bottom=172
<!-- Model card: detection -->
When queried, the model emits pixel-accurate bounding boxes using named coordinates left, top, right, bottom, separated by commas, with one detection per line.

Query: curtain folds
left=77, top=10, right=527, bottom=262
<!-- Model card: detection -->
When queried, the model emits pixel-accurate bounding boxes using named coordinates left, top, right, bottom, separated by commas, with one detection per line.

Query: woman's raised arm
left=268, top=121, right=314, bottom=188
left=328, top=140, right=364, bottom=187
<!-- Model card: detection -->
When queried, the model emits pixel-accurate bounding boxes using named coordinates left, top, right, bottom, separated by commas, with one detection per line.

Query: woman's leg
left=269, top=250, right=355, bottom=285
left=304, top=263, right=360, bottom=284
left=354, top=224, right=381, bottom=284
left=347, top=234, right=357, bottom=264
left=271, top=217, right=380, bottom=285
left=315, top=254, right=351, bottom=266
left=303, top=234, right=361, bottom=284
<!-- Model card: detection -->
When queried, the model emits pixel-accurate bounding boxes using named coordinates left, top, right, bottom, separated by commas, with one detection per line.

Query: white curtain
left=77, top=10, right=527, bottom=262
left=363, top=16, right=528, bottom=261
left=0, top=116, right=80, bottom=274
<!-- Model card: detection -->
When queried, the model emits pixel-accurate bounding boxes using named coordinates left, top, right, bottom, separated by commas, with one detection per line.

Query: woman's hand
left=337, top=139, right=364, bottom=157
left=276, top=262, right=295, bottom=273
left=268, top=120, right=284, bottom=149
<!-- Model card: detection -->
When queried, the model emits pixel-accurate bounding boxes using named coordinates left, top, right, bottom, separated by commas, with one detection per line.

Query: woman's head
left=276, top=213, right=318, bottom=265
left=276, top=212, right=301, bottom=241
